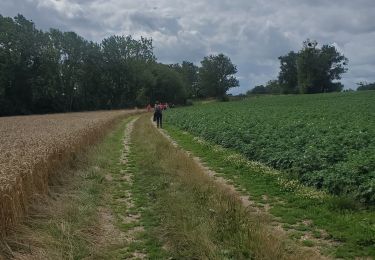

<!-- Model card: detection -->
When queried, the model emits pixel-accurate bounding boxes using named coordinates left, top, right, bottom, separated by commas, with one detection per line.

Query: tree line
left=0, top=14, right=239, bottom=116
left=249, top=39, right=349, bottom=95
left=356, top=82, right=375, bottom=91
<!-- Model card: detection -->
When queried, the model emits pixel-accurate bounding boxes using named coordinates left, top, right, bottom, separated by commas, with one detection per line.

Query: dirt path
left=155, top=122, right=260, bottom=213
left=97, top=116, right=147, bottom=259
left=1, top=115, right=332, bottom=259
left=118, top=116, right=147, bottom=259
left=150, top=117, right=329, bottom=259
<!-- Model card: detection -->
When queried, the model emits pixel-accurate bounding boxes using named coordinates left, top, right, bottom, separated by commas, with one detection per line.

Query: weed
left=302, top=240, right=315, bottom=247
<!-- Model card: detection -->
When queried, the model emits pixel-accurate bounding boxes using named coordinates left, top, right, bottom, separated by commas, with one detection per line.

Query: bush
left=220, top=95, right=229, bottom=102
left=328, top=196, right=361, bottom=212
left=185, top=99, right=193, bottom=106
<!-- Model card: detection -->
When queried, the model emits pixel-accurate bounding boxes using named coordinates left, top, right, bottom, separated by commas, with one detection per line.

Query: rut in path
left=97, top=117, right=147, bottom=259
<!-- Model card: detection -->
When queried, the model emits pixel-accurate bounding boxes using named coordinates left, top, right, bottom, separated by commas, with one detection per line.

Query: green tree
left=80, top=41, right=105, bottom=110
left=0, top=14, right=43, bottom=115
left=357, top=82, right=375, bottom=91
left=169, top=61, right=199, bottom=98
left=31, top=30, right=64, bottom=113
left=249, top=85, right=268, bottom=95
left=134, top=68, right=156, bottom=106
left=0, top=15, right=15, bottom=114
left=101, top=35, right=156, bottom=109
left=278, top=51, right=298, bottom=94
left=265, top=79, right=281, bottom=94
left=198, top=53, right=239, bottom=99
left=48, top=30, right=88, bottom=112
left=155, top=63, right=187, bottom=104
left=181, top=61, right=199, bottom=98
left=297, top=39, right=348, bottom=94
left=0, top=14, right=190, bottom=116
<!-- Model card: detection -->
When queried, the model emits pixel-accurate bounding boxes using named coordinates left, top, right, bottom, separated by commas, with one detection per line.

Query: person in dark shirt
left=154, top=101, right=163, bottom=128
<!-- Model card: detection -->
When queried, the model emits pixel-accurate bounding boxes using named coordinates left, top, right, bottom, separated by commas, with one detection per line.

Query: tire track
left=98, top=117, right=147, bottom=259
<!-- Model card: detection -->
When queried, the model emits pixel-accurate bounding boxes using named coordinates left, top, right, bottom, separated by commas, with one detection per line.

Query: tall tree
left=80, top=41, right=105, bottom=110
left=0, top=15, right=15, bottom=114
left=31, top=30, right=64, bottom=113
left=180, top=61, right=199, bottom=98
left=198, top=53, right=239, bottom=99
left=0, top=14, right=42, bottom=114
left=296, top=39, right=348, bottom=94
left=58, top=31, right=86, bottom=111
left=101, top=35, right=156, bottom=108
left=278, top=51, right=298, bottom=94
left=143, top=63, right=187, bottom=104
left=169, top=61, right=199, bottom=98
left=319, top=44, right=348, bottom=92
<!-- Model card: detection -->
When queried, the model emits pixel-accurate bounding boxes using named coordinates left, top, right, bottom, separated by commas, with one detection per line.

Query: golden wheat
left=0, top=110, right=141, bottom=235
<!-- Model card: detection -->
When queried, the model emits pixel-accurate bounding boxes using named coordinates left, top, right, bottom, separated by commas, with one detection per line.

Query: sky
left=1, top=0, right=375, bottom=94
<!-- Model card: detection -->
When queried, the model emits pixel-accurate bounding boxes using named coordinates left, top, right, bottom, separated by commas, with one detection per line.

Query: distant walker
left=153, top=101, right=163, bottom=128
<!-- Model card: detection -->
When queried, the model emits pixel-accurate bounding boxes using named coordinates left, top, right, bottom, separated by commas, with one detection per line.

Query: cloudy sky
left=1, top=0, right=375, bottom=93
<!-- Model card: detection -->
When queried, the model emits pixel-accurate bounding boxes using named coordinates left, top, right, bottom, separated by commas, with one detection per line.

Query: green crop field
left=166, top=91, right=375, bottom=203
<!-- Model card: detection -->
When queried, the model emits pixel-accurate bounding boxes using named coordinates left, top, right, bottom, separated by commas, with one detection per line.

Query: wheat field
left=0, top=110, right=140, bottom=235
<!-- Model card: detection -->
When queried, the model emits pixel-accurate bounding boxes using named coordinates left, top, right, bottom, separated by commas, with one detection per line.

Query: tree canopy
left=198, top=54, right=239, bottom=99
left=0, top=14, right=240, bottom=116
left=278, top=51, right=298, bottom=94
left=250, top=39, right=348, bottom=95
left=169, top=61, right=199, bottom=98
left=247, top=80, right=281, bottom=95
left=357, top=82, right=375, bottom=91
left=296, top=39, right=348, bottom=94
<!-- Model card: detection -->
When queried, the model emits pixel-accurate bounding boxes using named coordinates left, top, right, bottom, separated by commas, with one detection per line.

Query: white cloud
left=36, top=0, right=82, bottom=17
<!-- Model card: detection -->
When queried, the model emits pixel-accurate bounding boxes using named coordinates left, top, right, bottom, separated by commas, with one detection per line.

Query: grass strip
left=164, top=124, right=375, bottom=258
left=94, top=117, right=167, bottom=259
left=129, top=115, right=319, bottom=259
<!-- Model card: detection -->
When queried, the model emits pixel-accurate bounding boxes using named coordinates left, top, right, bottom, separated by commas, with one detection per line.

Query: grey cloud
left=0, top=0, right=375, bottom=92
left=129, top=11, right=181, bottom=35
left=154, top=30, right=208, bottom=64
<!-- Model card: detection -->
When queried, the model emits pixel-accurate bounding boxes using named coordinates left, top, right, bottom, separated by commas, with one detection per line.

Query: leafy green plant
left=165, top=91, right=375, bottom=203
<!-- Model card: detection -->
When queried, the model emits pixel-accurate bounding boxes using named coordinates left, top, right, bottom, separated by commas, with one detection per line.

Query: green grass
left=302, top=240, right=315, bottom=247
left=165, top=91, right=375, bottom=203
left=164, top=124, right=375, bottom=258
left=77, top=117, right=167, bottom=259
left=129, top=115, right=320, bottom=259
left=87, top=117, right=160, bottom=259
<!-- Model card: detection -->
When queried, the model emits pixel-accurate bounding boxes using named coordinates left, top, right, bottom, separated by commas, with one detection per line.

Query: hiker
left=146, top=103, right=152, bottom=112
left=154, top=101, right=163, bottom=128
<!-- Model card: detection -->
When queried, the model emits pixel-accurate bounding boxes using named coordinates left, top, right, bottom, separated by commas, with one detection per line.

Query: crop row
left=166, top=91, right=375, bottom=203
left=0, top=110, right=140, bottom=234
